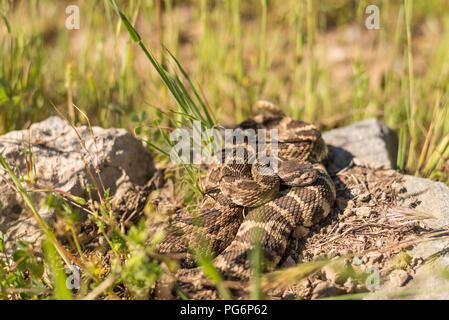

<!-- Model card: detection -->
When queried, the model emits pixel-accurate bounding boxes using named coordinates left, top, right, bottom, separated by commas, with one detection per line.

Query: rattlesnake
left=153, top=102, right=336, bottom=298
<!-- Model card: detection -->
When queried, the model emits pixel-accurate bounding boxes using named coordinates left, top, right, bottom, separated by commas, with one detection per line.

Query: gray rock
left=323, top=118, right=398, bottom=170
left=392, top=175, right=449, bottom=299
left=0, top=117, right=154, bottom=254
left=367, top=175, right=449, bottom=299
left=401, top=175, right=449, bottom=230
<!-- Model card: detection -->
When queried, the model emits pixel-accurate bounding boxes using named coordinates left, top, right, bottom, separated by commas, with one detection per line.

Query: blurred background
left=1, top=0, right=449, bottom=182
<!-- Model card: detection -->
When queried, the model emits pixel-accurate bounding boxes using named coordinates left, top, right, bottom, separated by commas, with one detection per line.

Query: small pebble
left=359, top=192, right=371, bottom=202
left=344, top=277, right=356, bottom=292
left=343, top=208, right=354, bottom=218
left=282, top=290, right=296, bottom=300
left=411, top=257, right=424, bottom=268
left=367, top=252, right=383, bottom=263
left=373, top=163, right=385, bottom=170
left=353, top=158, right=365, bottom=167
left=356, top=206, right=372, bottom=217
left=98, top=236, right=106, bottom=246
left=389, top=269, right=410, bottom=287
left=352, top=256, right=362, bottom=265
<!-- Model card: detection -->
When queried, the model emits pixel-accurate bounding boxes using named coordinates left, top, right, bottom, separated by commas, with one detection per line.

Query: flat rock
left=311, top=281, right=346, bottom=299
left=364, top=175, right=449, bottom=299
left=378, top=175, right=449, bottom=299
left=401, top=175, right=449, bottom=231
left=0, top=117, right=154, bottom=254
left=323, top=118, right=398, bottom=170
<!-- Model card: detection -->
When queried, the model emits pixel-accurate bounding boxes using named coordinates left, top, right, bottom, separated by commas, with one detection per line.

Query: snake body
left=154, top=103, right=336, bottom=296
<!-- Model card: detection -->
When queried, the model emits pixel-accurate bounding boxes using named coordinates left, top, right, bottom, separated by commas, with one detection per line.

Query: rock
left=281, top=289, right=296, bottom=300
left=355, top=206, right=372, bottom=218
left=366, top=175, right=449, bottom=299
left=389, top=270, right=410, bottom=287
left=352, top=256, right=363, bottom=266
left=0, top=117, right=154, bottom=254
left=366, top=252, right=383, bottom=264
left=401, top=175, right=449, bottom=230
left=358, top=192, right=371, bottom=202
left=323, top=118, right=398, bottom=171
left=344, top=277, right=356, bottom=292
left=311, top=281, right=346, bottom=299
left=393, top=175, right=449, bottom=299
left=322, top=262, right=348, bottom=285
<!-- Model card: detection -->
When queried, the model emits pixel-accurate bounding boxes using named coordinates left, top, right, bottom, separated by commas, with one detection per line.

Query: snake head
left=278, top=160, right=318, bottom=187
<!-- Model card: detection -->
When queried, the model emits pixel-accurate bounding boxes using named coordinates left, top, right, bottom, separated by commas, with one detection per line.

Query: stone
left=355, top=206, right=372, bottom=218
left=366, top=252, right=383, bottom=264
left=391, top=175, right=449, bottom=299
left=366, top=175, right=449, bottom=299
left=389, top=270, right=410, bottom=287
left=281, top=289, right=296, bottom=300
left=376, top=239, right=383, bottom=248
left=311, top=281, right=345, bottom=299
left=0, top=117, right=154, bottom=254
left=401, top=175, right=449, bottom=230
left=344, top=277, right=356, bottom=292
left=322, top=262, right=348, bottom=285
left=323, top=118, right=398, bottom=171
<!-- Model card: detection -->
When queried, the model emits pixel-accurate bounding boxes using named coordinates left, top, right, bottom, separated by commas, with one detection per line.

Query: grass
left=1, top=0, right=449, bottom=300
left=1, top=1, right=448, bottom=182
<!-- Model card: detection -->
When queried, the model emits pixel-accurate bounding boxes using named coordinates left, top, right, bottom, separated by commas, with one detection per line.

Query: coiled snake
left=153, top=102, right=336, bottom=298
